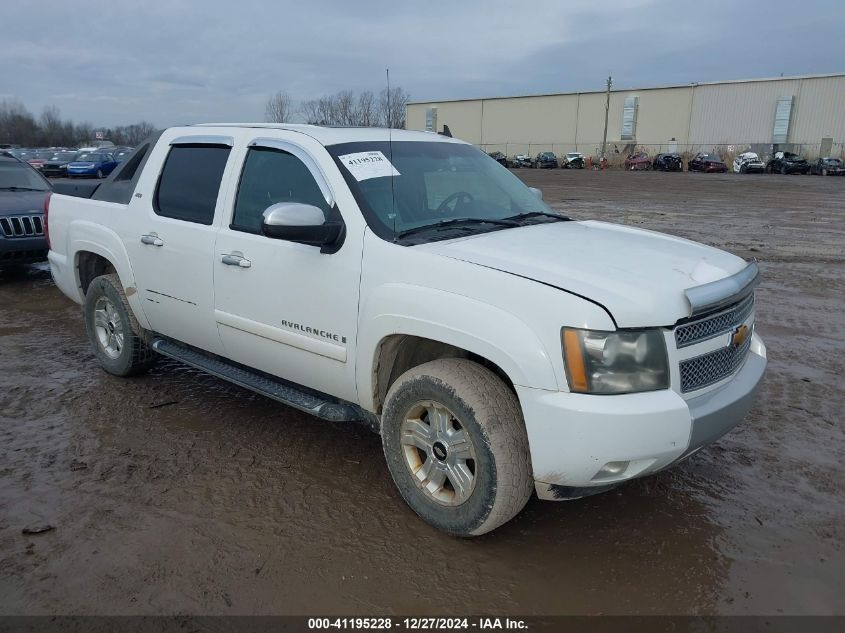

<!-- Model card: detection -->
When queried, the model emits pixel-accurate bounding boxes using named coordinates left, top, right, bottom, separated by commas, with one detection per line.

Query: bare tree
left=39, top=105, right=64, bottom=146
left=265, top=90, right=294, bottom=123
left=0, top=99, right=38, bottom=146
left=379, top=87, right=410, bottom=129
left=124, top=121, right=158, bottom=145
left=355, top=91, right=379, bottom=126
left=334, top=90, right=357, bottom=125
left=299, top=99, right=321, bottom=125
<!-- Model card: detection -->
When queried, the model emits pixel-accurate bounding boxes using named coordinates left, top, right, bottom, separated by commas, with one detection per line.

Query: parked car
left=534, top=151, right=558, bottom=168
left=510, top=154, right=533, bottom=168
left=46, top=124, right=766, bottom=536
left=561, top=152, right=585, bottom=169
left=99, top=146, right=134, bottom=162
left=42, top=151, right=80, bottom=178
left=766, top=151, right=809, bottom=175
left=652, top=153, right=683, bottom=172
left=487, top=151, right=508, bottom=167
left=732, top=152, right=766, bottom=174
left=624, top=152, right=651, bottom=170
left=688, top=153, right=728, bottom=173
left=0, top=152, right=51, bottom=267
left=26, top=150, right=56, bottom=172
left=66, top=152, right=119, bottom=179
left=809, top=157, right=845, bottom=176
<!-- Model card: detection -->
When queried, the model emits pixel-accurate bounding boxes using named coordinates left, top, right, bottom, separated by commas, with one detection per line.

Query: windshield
left=0, top=162, right=51, bottom=191
left=75, top=153, right=100, bottom=162
left=823, top=158, right=842, bottom=165
left=50, top=152, right=78, bottom=161
left=539, top=152, right=555, bottom=159
left=566, top=153, right=582, bottom=158
left=328, top=141, right=554, bottom=241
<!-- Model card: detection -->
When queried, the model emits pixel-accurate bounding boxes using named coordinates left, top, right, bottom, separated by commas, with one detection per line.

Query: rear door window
left=154, top=144, right=231, bottom=225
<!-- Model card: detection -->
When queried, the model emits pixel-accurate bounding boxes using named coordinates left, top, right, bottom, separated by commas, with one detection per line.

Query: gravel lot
left=1, top=169, right=842, bottom=616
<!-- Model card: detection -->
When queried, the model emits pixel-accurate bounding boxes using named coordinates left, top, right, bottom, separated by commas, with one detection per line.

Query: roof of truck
left=191, top=123, right=461, bottom=145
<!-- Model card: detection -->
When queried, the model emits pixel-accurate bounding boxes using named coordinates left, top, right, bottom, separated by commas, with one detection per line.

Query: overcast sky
left=1, top=0, right=843, bottom=128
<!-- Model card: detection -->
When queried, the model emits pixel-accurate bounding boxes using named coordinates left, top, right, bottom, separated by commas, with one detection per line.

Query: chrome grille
left=675, top=293, right=754, bottom=348
left=0, top=214, right=44, bottom=238
left=680, top=332, right=752, bottom=393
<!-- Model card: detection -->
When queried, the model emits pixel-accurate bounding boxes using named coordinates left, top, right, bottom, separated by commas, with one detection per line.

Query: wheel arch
left=369, top=333, right=518, bottom=416
left=359, top=303, right=558, bottom=416
left=70, top=228, right=150, bottom=330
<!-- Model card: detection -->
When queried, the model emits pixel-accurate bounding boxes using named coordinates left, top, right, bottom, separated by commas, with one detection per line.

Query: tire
left=822, top=168, right=828, bottom=176
left=96, top=169, right=104, bottom=179
left=381, top=358, right=533, bottom=537
left=84, top=273, right=157, bottom=376
left=780, top=165, right=787, bottom=175
left=740, top=165, right=747, bottom=174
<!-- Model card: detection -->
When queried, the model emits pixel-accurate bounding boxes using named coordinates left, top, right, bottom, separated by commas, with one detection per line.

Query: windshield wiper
left=503, top=210, right=571, bottom=223
left=0, top=186, right=45, bottom=192
left=396, top=217, right=519, bottom=240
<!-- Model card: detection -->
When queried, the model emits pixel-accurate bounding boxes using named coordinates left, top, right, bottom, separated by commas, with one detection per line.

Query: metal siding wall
left=407, top=75, right=845, bottom=151
left=790, top=76, right=845, bottom=143
left=633, top=88, right=693, bottom=145
left=481, top=94, right=579, bottom=149
left=689, top=80, right=802, bottom=145
left=405, top=100, right=483, bottom=144
left=406, top=103, right=428, bottom=132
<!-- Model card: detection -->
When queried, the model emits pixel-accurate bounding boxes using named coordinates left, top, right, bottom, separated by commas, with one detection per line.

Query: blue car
left=66, top=152, right=118, bottom=179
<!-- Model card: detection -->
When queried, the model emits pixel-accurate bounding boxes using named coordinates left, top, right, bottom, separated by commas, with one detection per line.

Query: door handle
left=141, top=234, right=164, bottom=246
left=221, top=253, right=252, bottom=268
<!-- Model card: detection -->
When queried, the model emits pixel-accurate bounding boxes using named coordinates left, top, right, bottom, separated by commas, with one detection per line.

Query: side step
left=151, top=338, right=371, bottom=425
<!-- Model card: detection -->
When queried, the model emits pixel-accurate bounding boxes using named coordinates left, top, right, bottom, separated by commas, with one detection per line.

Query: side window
left=154, top=144, right=231, bottom=225
left=232, top=147, right=330, bottom=233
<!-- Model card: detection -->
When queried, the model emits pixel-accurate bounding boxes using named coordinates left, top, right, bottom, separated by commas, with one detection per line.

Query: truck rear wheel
left=381, top=359, right=533, bottom=536
left=84, top=273, right=157, bottom=376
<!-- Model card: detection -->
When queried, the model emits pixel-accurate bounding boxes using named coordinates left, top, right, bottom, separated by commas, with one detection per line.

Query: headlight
left=562, top=327, right=669, bottom=394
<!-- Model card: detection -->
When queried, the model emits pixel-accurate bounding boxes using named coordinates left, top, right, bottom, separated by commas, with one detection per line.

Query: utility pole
left=601, top=75, right=613, bottom=163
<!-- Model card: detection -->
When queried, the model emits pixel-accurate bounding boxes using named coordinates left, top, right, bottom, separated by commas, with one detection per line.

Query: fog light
left=592, top=461, right=630, bottom=480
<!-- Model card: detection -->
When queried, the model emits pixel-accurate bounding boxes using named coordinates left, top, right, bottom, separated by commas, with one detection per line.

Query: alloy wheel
left=400, top=400, right=477, bottom=506
left=93, top=296, right=125, bottom=359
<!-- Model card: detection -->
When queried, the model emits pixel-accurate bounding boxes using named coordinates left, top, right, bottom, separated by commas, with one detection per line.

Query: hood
left=416, top=220, right=747, bottom=327
left=0, top=190, right=50, bottom=215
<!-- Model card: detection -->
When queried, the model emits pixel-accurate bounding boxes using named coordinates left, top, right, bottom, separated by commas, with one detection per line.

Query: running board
left=150, top=338, right=370, bottom=425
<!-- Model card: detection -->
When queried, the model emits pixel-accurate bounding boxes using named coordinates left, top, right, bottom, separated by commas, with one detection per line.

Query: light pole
left=601, top=75, right=612, bottom=163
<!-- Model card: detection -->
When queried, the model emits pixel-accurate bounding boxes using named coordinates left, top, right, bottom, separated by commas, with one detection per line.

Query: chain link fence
left=479, top=141, right=845, bottom=168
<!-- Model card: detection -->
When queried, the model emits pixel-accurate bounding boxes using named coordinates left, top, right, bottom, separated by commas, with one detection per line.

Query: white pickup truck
left=47, top=124, right=767, bottom=536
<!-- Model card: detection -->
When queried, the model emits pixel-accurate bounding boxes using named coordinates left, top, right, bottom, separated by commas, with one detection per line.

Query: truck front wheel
left=83, top=273, right=157, bottom=376
left=381, top=359, right=533, bottom=536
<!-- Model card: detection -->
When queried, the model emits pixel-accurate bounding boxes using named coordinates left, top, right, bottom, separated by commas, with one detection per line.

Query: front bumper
left=519, top=334, right=767, bottom=500
left=0, top=234, right=48, bottom=263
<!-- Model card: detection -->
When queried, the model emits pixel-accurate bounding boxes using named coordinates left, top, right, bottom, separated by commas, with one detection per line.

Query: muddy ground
left=1, top=170, right=842, bottom=616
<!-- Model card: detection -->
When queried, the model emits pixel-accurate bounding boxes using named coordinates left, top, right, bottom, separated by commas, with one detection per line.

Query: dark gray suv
left=0, top=152, right=52, bottom=267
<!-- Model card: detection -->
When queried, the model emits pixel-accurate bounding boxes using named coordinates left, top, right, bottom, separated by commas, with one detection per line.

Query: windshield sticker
left=337, top=151, right=400, bottom=181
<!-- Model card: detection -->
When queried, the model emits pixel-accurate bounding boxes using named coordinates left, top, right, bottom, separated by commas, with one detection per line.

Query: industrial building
left=406, top=73, right=845, bottom=161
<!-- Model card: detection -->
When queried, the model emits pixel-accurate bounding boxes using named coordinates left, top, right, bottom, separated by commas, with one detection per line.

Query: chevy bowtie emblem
left=731, top=324, right=750, bottom=348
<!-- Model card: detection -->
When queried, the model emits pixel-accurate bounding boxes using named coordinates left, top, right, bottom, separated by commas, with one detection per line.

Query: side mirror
left=529, top=187, right=543, bottom=200
left=261, top=202, right=343, bottom=252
